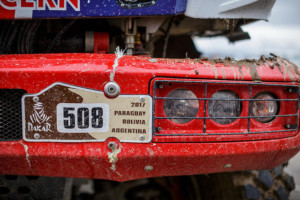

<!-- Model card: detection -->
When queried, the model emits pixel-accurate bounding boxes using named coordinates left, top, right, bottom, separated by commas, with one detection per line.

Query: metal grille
left=153, top=80, right=300, bottom=136
left=0, top=89, right=26, bottom=141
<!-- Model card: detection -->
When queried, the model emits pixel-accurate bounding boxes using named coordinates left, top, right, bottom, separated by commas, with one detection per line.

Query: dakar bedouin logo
left=27, top=96, right=52, bottom=132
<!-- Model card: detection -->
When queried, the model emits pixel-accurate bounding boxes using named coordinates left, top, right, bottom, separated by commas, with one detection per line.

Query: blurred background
left=194, top=0, right=300, bottom=198
left=194, top=0, right=300, bottom=66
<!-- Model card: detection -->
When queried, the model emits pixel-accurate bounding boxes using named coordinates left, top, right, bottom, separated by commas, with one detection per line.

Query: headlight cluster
left=163, top=89, right=279, bottom=124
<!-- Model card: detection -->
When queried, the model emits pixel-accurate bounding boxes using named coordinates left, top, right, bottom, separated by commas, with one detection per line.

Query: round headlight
left=251, top=93, right=278, bottom=123
left=208, top=90, right=241, bottom=124
left=163, top=89, right=199, bottom=124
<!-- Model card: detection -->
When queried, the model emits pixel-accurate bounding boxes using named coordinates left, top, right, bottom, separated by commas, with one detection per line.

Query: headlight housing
left=251, top=93, right=278, bottom=123
left=163, top=89, right=199, bottom=124
left=208, top=90, right=242, bottom=124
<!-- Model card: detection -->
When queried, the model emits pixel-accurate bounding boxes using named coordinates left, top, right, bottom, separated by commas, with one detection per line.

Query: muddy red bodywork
left=1, top=53, right=300, bottom=182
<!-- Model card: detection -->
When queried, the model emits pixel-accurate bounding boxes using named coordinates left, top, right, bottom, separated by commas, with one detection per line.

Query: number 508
left=57, top=103, right=109, bottom=133
left=63, top=107, right=103, bottom=129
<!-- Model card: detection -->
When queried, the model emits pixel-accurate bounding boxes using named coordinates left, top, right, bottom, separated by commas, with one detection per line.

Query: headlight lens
left=251, top=93, right=278, bottom=123
left=208, top=90, right=241, bottom=124
left=163, top=89, right=199, bottom=124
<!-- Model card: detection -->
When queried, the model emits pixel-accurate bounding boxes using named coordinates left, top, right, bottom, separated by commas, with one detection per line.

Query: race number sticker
left=22, top=83, right=152, bottom=143
left=57, top=103, right=109, bottom=133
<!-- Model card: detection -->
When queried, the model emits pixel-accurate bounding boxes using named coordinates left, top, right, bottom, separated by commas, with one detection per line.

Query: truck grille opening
left=0, top=89, right=26, bottom=141
left=152, top=79, right=299, bottom=138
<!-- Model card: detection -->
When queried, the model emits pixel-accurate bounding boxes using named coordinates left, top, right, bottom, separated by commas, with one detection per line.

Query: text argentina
left=111, top=128, right=146, bottom=134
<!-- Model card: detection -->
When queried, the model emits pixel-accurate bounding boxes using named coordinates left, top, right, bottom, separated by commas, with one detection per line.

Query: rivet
left=224, top=164, right=232, bottom=168
left=138, top=4, right=141, bottom=7
left=156, top=127, right=162, bottom=132
left=158, top=84, right=163, bottom=89
left=152, top=1, right=155, bottom=4
left=104, top=82, right=120, bottom=98
left=139, top=135, right=145, bottom=141
left=34, top=133, right=40, bottom=139
left=144, top=166, right=153, bottom=171
left=108, top=142, right=116, bottom=150
left=140, top=97, right=145, bottom=102
left=33, top=96, right=39, bottom=102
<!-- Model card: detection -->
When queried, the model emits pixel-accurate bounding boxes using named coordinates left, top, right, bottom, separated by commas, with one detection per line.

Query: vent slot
left=0, top=89, right=26, bottom=141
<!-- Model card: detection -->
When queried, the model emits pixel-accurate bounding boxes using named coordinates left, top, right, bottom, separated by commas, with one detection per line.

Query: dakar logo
left=0, top=0, right=80, bottom=11
left=27, top=97, right=52, bottom=132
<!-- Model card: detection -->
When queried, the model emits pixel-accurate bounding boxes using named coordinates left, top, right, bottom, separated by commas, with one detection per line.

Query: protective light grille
left=152, top=80, right=300, bottom=136
left=0, top=89, right=26, bottom=141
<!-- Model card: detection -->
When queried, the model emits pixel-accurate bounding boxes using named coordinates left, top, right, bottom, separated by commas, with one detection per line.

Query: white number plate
left=57, top=103, right=109, bottom=133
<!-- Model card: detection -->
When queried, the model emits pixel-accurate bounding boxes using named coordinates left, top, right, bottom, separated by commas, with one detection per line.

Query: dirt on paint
left=195, top=54, right=300, bottom=82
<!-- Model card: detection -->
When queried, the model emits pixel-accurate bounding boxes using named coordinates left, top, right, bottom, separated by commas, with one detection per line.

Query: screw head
left=34, top=133, right=40, bottom=139
left=139, top=135, right=145, bottom=141
left=104, top=82, right=120, bottom=98
left=156, top=127, right=162, bottom=132
left=144, top=165, right=153, bottom=171
left=224, top=164, right=232, bottom=168
left=108, top=142, right=116, bottom=150
left=140, top=97, right=145, bottom=102
left=33, top=96, right=39, bottom=102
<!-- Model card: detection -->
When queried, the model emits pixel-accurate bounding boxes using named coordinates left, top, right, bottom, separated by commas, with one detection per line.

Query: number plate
left=22, top=83, right=152, bottom=143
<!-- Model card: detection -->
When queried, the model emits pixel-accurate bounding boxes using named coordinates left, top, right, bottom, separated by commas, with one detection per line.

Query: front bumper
left=1, top=135, right=300, bottom=182
left=1, top=53, right=300, bottom=181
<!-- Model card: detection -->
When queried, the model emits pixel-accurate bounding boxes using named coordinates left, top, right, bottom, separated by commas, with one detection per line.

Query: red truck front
left=0, top=0, right=299, bottom=199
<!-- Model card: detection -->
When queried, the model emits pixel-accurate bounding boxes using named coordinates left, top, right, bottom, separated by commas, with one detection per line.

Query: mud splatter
left=20, top=141, right=31, bottom=169
left=108, top=145, right=121, bottom=172
left=238, top=66, right=244, bottom=80
left=235, top=66, right=240, bottom=80
left=194, top=55, right=299, bottom=82
left=231, top=66, right=236, bottom=80
left=221, top=67, right=226, bottom=79
left=275, top=65, right=284, bottom=77
left=211, top=65, right=218, bottom=79
left=276, top=57, right=300, bottom=81
left=249, top=64, right=261, bottom=82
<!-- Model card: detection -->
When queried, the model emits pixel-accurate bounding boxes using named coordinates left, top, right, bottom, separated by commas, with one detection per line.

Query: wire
left=162, top=17, right=174, bottom=58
